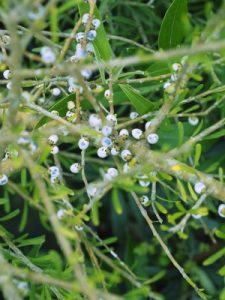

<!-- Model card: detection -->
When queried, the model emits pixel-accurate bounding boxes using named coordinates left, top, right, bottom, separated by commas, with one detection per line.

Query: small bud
left=102, top=126, right=112, bottom=136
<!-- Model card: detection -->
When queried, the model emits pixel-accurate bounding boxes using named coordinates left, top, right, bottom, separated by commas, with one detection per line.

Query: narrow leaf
left=158, top=0, right=189, bottom=49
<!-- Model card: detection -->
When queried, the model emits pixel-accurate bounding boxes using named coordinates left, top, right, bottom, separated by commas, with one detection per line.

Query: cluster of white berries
left=163, top=62, right=182, bottom=94
left=104, top=168, right=118, bottom=181
left=48, top=134, right=59, bottom=155
left=49, top=166, right=60, bottom=183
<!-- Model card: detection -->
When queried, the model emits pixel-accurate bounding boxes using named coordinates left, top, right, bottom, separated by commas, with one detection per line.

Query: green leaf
left=18, top=235, right=46, bottom=247
left=177, top=179, right=187, bottom=202
left=35, top=94, right=75, bottom=129
left=218, top=265, right=225, bottom=276
left=119, top=84, right=156, bottom=115
left=177, top=121, right=184, bottom=146
left=0, top=209, right=20, bottom=222
left=194, top=143, right=202, bottom=167
left=203, top=247, right=225, bottom=266
left=158, top=0, right=189, bottom=49
left=91, top=202, right=100, bottom=226
left=155, top=202, right=168, bottom=214
left=112, top=189, right=123, bottom=215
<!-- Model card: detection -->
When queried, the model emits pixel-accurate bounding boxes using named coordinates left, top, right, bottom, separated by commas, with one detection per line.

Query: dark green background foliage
left=0, top=0, right=225, bottom=299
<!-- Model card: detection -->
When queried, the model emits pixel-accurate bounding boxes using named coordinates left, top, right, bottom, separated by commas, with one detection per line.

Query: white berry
left=218, top=204, right=225, bottom=218
left=172, top=63, right=181, bottom=72
left=102, top=126, right=112, bottom=136
left=188, top=116, right=199, bottom=126
left=97, top=147, right=108, bottom=158
left=87, top=30, right=97, bottom=41
left=132, top=128, right=143, bottom=140
left=3, top=69, right=11, bottom=79
left=76, top=32, right=85, bottom=42
left=92, top=18, right=101, bottom=29
left=101, top=137, right=112, bottom=147
left=78, top=138, right=89, bottom=150
left=57, top=209, right=66, bottom=219
left=49, top=166, right=60, bottom=177
left=139, top=175, right=150, bottom=187
left=140, top=195, right=149, bottom=206
left=104, top=89, right=113, bottom=99
left=107, top=168, right=118, bottom=178
left=0, top=174, right=8, bottom=185
left=40, top=46, right=56, bottom=64
left=119, top=129, right=129, bottom=137
left=75, top=225, right=84, bottom=231
left=106, top=114, right=117, bottom=125
left=48, top=134, right=58, bottom=145
left=87, top=185, right=97, bottom=197
left=194, top=182, right=206, bottom=194
left=52, top=87, right=61, bottom=96
left=51, top=145, right=59, bottom=155
left=86, top=42, right=95, bottom=53
left=82, top=13, right=90, bottom=25
left=70, top=163, right=81, bottom=174
left=130, top=112, right=139, bottom=119
left=147, top=133, right=159, bottom=144
left=145, top=121, right=152, bottom=130
left=89, top=114, right=102, bottom=128
left=121, top=149, right=132, bottom=161
left=111, top=147, right=119, bottom=156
